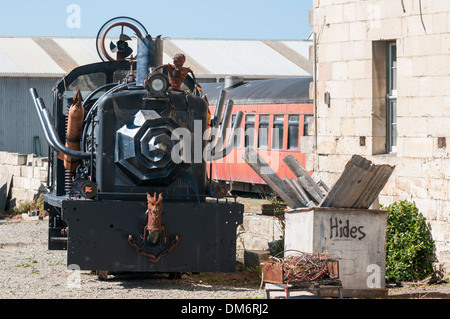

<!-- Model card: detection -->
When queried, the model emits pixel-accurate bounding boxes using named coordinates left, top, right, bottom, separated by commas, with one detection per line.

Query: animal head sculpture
left=147, top=192, right=163, bottom=211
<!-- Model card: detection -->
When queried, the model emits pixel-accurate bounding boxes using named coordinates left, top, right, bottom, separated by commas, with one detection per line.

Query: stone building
left=308, top=0, right=449, bottom=271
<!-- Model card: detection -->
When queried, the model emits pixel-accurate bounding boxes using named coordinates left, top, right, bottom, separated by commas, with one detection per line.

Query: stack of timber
left=242, top=149, right=395, bottom=210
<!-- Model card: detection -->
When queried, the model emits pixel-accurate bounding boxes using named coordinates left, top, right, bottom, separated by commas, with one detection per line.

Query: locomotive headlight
left=152, top=78, right=165, bottom=92
left=145, top=73, right=170, bottom=97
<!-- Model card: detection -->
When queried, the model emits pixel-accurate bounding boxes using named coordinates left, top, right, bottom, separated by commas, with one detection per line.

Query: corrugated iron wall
left=0, top=77, right=58, bottom=156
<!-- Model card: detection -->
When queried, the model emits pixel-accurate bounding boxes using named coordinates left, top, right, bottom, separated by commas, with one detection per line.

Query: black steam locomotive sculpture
left=30, top=17, right=244, bottom=275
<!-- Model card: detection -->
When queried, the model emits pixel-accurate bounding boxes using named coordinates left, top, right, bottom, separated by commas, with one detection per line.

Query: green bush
left=381, top=200, right=435, bottom=283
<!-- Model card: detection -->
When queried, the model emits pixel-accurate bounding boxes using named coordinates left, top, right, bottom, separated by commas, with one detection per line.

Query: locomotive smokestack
left=136, top=35, right=154, bottom=86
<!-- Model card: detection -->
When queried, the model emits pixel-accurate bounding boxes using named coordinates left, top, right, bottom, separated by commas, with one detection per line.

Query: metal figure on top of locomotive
left=156, top=53, right=194, bottom=91
left=146, top=53, right=206, bottom=100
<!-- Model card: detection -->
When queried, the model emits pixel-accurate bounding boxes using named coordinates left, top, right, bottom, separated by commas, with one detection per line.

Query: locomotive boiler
left=29, top=17, right=244, bottom=276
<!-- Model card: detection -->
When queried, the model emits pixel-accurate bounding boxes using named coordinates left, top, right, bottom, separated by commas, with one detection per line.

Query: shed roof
left=0, top=37, right=312, bottom=78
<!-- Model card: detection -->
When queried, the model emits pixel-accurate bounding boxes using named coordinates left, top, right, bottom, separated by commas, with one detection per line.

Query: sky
left=0, top=0, right=312, bottom=40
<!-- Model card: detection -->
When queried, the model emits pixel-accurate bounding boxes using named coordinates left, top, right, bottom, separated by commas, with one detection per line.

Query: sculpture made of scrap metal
left=142, top=192, right=166, bottom=246
left=29, top=17, right=243, bottom=276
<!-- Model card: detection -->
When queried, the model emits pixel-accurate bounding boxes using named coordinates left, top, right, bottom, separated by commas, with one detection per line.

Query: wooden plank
left=283, top=155, right=323, bottom=203
left=0, top=174, right=13, bottom=213
left=242, top=148, right=302, bottom=208
left=291, top=179, right=316, bottom=207
left=282, top=178, right=307, bottom=207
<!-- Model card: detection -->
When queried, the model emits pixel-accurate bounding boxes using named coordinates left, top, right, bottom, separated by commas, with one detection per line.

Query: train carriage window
left=288, top=115, right=299, bottom=150
left=303, top=115, right=314, bottom=136
left=245, top=115, right=255, bottom=148
left=272, top=115, right=284, bottom=149
left=258, top=115, right=269, bottom=149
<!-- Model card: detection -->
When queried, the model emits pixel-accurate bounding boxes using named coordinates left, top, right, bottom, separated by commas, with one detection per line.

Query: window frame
left=386, top=42, right=397, bottom=153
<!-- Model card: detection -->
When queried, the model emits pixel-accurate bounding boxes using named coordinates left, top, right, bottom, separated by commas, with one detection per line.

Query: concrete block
left=349, top=21, right=367, bottom=41
left=367, top=18, right=402, bottom=40
left=417, top=34, right=443, bottom=56
left=285, top=207, right=387, bottom=295
left=432, top=12, right=448, bottom=34
left=340, top=118, right=355, bottom=135
left=318, top=62, right=333, bottom=81
left=342, top=2, right=356, bottom=22
left=335, top=136, right=361, bottom=154
left=427, top=117, right=450, bottom=136
left=353, top=78, right=373, bottom=98
left=354, top=117, right=372, bottom=136
left=26, top=154, right=36, bottom=166
left=325, top=4, right=343, bottom=24
left=12, top=176, right=24, bottom=189
left=427, top=55, right=448, bottom=76
left=395, top=157, right=423, bottom=177
left=397, top=117, right=427, bottom=138
left=244, top=250, right=270, bottom=268
left=340, top=41, right=355, bottom=61
left=332, top=61, right=348, bottom=80
left=30, top=178, right=42, bottom=191
left=22, top=177, right=31, bottom=190
left=431, top=76, right=450, bottom=97
left=317, top=136, right=337, bottom=154
left=20, top=166, right=34, bottom=178
left=7, top=153, right=21, bottom=165
left=353, top=41, right=370, bottom=60
left=333, top=23, right=350, bottom=42
left=402, top=137, right=434, bottom=158
left=348, top=59, right=368, bottom=79
left=323, top=42, right=343, bottom=62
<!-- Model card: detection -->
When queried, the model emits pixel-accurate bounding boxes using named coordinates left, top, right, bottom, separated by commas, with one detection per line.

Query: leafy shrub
left=381, top=200, right=435, bottom=283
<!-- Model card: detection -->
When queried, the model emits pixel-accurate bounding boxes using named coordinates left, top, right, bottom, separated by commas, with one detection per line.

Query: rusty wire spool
left=262, top=250, right=339, bottom=284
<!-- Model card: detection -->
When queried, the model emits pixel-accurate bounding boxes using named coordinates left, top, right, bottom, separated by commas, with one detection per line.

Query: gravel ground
left=1, top=217, right=449, bottom=300
left=0, top=218, right=265, bottom=299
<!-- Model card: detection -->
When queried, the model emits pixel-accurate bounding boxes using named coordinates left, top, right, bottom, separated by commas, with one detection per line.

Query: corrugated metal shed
left=0, top=36, right=312, bottom=156
left=0, top=38, right=66, bottom=77
left=0, top=37, right=312, bottom=79
left=0, top=77, right=55, bottom=156
left=168, top=39, right=312, bottom=78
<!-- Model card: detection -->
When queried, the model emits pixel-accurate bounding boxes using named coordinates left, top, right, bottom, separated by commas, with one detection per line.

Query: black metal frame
left=42, top=60, right=244, bottom=273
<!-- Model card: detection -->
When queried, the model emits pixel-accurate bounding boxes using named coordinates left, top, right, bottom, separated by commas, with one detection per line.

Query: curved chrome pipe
left=30, top=88, right=93, bottom=160
left=30, top=88, right=57, bottom=152
left=207, top=110, right=243, bottom=162
left=208, top=90, right=227, bottom=146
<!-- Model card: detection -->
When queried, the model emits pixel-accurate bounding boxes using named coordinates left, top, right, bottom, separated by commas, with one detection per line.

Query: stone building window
left=387, top=42, right=397, bottom=153
left=372, top=40, right=397, bottom=155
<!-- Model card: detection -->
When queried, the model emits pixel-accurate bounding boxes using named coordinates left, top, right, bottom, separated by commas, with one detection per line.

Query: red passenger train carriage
left=202, top=77, right=314, bottom=193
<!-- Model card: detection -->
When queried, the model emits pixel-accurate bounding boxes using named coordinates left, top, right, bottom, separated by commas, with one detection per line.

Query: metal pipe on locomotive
left=29, top=17, right=244, bottom=275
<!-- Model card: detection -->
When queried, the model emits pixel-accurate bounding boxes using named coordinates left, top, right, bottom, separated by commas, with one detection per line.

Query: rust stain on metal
left=262, top=262, right=284, bottom=284
left=327, top=260, right=339, bottom=279
left=33, top=38, right=79, bottom=72
left=263, top=41, right=313, bottom=75
left=64, top=90, right=84, bottom=171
